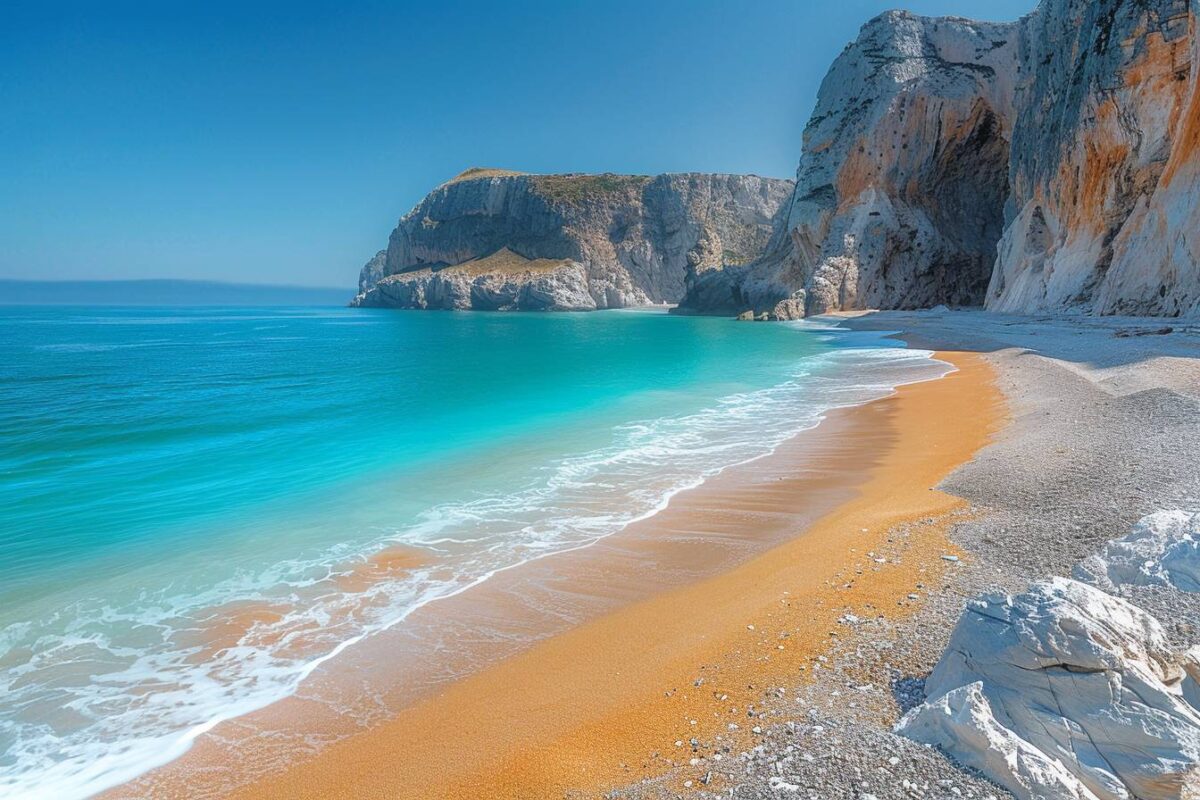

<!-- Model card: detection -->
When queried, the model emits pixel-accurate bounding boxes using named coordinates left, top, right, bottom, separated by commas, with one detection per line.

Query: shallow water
left=0, top=305, right=948, bottom=798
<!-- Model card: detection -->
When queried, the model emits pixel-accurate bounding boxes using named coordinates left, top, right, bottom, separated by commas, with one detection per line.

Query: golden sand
left=182, top=351, right=1002, bottom=799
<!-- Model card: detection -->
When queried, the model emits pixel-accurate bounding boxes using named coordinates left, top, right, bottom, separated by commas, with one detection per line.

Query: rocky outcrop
left=353, top=249, right=596, bottom=311
left=359, top=250, right=387, bottom=291
left=351, top=171, right=792, bottom=310
left=679, top=11, right=1019, bottom=318
left=898, top=577, right=1200, bottom=800
left=351, top=2, right=1200, bottom=318
left=678, top=0, right=1200, bottom=319
left=1075, top=510, right=1200, bottom=593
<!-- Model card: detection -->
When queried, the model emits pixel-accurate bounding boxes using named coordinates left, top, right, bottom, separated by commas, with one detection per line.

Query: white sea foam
left=0, top=324, right=950, bottom=799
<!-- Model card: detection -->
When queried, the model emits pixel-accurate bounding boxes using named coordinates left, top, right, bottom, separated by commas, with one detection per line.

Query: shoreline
left=110, top=347, right=1000, bottom=799
left=618, top=310, right=1200, bottom=799
left=56, top=318, right=936, bottom=800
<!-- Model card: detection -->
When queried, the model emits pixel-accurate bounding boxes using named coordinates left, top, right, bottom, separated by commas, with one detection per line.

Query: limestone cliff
left=678, top=0, right=1200, bottom=319
left=989, top=0, right=1197, bottom=317
left=679, top=11, right=1019, bottom=319
left=351, top=171, right=792, bottom=310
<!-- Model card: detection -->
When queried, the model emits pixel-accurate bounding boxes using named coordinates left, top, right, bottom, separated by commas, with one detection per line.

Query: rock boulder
left=1075, top=511, right=1200, bottom=594
left=898, top=577, right=1200, bottom=800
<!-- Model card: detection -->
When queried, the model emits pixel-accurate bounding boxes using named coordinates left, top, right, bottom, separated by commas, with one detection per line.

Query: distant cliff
left=351, top=170, right=793, bottom=310
left=677, top=0, right=1200, bottom=319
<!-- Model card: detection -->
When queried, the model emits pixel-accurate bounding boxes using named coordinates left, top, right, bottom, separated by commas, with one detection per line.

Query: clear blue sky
left=1, top=0, right=1034, bottom=288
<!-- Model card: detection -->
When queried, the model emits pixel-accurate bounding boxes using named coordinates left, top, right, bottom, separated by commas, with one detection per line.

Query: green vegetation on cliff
left=443, top=167, right=528, bottom=186
left=531, top=173, right=651, bottom=205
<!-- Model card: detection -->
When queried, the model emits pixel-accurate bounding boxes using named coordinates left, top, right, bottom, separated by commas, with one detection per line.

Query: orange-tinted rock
left=989, top=0, right=1197, bottom=317
left=680, top=0, right=1200, bottom=320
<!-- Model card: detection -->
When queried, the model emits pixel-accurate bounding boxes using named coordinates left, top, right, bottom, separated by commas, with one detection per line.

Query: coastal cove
left=108, top=347, right=998, bottom=796
left=0, top=307, right=949, bottom=798
left=109, top=346, right=1000, bottom=799
left=8, top=0, right=1200, bottom=795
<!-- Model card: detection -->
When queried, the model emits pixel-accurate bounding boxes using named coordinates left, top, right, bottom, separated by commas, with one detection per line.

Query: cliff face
left=351, top=171, right=793, bottom=310
left=678, top=0, right=1200, bottom=319
left=679, top=11, right=1020, bottom=319
left=990, top=0, right=1196, bottom=316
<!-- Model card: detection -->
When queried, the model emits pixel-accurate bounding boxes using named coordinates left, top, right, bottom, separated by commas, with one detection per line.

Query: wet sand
left=109, top=351, right=1000, bottom=800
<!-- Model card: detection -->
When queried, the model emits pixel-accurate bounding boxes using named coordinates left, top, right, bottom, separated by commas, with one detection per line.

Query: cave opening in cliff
left=927, top=104, right=1012, bottom=308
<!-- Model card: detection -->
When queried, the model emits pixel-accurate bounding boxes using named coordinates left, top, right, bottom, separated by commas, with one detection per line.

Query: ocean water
left=0, top=305, right=950, bottom=798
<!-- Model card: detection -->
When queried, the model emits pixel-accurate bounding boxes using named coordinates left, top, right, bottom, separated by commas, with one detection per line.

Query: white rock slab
left=897, top=577, right=1200, bottom=800
left=1074, top=511, right=1200, bottom=593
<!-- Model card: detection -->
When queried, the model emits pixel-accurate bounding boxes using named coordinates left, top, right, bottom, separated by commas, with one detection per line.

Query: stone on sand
left=897, top=577, right=1200, bottom=800
left=1074, top=510, right=1200, bottom=594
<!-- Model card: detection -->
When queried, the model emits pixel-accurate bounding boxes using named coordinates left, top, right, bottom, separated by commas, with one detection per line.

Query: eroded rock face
left=351, top=171, right=792, bottom=311
left=678, top=11, right=1020, bottom=318
left=988, top=0, right=1197, bottom=317
left=679, top=0, right=1200, bottom=319
left=898, top=577, right=1200, bottom=800
left=359, top=250, right=387, bottom=291
left=355, top=255, right=597, bottom=312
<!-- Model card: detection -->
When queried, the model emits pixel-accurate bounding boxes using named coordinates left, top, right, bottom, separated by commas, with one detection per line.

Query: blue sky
left=1, top=0, right=1033, bottom=288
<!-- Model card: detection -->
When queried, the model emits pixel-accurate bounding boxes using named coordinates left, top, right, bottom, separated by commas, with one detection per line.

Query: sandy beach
left=243, top=353, right=996, bottom=800
left=617, top=310, right=1200, bottom=799
left=109, top=337, right=998, bottom=798
left=106, top=310, right=1200, bottom=800
left=12, top=0, right=1200, bottom=794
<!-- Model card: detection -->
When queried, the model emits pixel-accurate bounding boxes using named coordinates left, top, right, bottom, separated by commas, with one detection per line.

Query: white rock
left=897, top=577, right=1200, bottom=800
left=1184, top=647, right=1200, bottom=712
left=903, top=682, right=1104, bottom=800
left=768, top=775, right=800, bottom=792
left=1074, top=511, right=1200, bottom=593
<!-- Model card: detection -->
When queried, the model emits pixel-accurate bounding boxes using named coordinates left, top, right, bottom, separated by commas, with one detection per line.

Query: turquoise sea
left=0, top=306, right=948, bottom=798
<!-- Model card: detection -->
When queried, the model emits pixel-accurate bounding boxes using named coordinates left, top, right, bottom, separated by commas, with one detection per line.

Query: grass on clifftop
left=443, top=167, right=528, bottom=185
left=531, top=173, right=651, bottom=205
left=451, top=248, right=571, bottom=276
left=389, top=248, right=571, bottom=281
left=437, top=169, right=652, bottom=206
